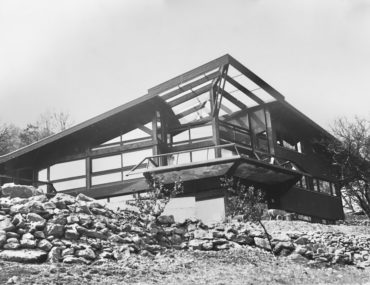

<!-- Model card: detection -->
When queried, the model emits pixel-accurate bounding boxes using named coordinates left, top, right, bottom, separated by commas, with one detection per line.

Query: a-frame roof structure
left=0, top=54, right=332, bottom=169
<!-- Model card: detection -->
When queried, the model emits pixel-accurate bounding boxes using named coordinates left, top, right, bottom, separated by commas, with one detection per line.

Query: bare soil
left=1, top=247, right=369, bottom=285
left=2, top=221, right=370, bottom=285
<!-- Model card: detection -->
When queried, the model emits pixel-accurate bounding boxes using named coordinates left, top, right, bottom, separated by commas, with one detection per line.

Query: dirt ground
left=1, top=247, right=370, bottom=285
left=263, top=220, right=370, bottom=235
left=2, top=220, right=370, bottom=285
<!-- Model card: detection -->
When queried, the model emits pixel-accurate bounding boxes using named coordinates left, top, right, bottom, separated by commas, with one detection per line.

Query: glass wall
left=91, top=148, right=153, bottom=186
left=171, top=124, right=213, bottom=146
left=250, top=109, right=269, bottom=152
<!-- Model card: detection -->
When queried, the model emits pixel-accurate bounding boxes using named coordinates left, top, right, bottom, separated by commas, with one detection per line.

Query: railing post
left=86, top=157, right=91, bottom=190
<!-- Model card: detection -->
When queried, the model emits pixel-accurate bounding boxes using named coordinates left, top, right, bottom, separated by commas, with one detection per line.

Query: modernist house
left=0, top=55, right=344, bottom=223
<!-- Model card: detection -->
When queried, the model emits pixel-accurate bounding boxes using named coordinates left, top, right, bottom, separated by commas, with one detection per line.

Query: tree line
left=0, top=111, right=72, bottom=155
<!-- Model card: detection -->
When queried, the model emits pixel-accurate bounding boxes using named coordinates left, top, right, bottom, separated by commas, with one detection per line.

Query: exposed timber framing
left=228, top=55, right=285, bottom=101
left=176, top=101, right=207, bottom=119
left=168, top=83, right=213, bottom=107
left=225, top=75, right=265, bottom=105
left=220, top=89, right=247, bottom=110
left=160, top=70, right=220, bottom=101
left=148, top=54, right=229, bottom=96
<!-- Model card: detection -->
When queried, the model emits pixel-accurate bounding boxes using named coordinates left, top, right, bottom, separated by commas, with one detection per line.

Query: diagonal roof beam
left=176, top=101, right=207, bottom=119
left=161, top=71, right=220, bottom=101
left=228, top=55, right=285, bottom=101
left=220, top=89, right=247, bottom=110
left=149, top=54, right=229, bottom=96
left=219, top=104, right=234, bottom=115
left=137, top=125, right=152, bottom=136
left=168, top=83, right=212, bottom=107
left=225, top=75, right=265, bottom=105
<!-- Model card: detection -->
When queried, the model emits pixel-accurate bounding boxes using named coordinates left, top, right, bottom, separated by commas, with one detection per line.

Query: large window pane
left=173, top=130, right=189, bottom=143
left=168, top=152, right=191, bottom=165
left=122, top=148, right=153, bottom=167
left=190, top=125, right=212, bottom=140
left=225, top=114, right=249, bottom=129
left=53, top=178, right=86, bottom=191
left=92, top=155, right=121, bottom=173
left=91, top=172, right=122, bottom=186
left=50, top=160, right=85, bottom=180
left=191, top=149, right=215, bottom=162
left=38, top=169, right=47, bottom=181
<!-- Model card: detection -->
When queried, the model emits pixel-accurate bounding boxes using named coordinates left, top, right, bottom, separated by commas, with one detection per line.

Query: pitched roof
left=0, top=54, right=333, bottom=167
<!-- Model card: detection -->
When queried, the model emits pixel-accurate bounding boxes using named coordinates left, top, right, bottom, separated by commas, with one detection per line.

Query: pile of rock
left=0, top=184, right=166, bottom=264
left=1, top=183, right=370, bottom=269
left=166, top=220, right=370, bottom=268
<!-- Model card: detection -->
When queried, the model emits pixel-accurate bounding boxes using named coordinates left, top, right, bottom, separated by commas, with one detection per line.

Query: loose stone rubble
left=0, top=183, right=370, bottom=268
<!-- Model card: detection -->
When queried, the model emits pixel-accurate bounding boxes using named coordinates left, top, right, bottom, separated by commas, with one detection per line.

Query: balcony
left=127, top=143, right=305, bottom=186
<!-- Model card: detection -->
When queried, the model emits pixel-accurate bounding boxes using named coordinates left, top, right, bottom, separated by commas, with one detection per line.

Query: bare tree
left=323, top=116, right=370, bottom=218
left=221, top=176, right=274, bottom=253
left=38, top=110, right=73, bottom=133
left=19, top=110, right=73, bottom=148
left=0, top=123, right=20, bottom=155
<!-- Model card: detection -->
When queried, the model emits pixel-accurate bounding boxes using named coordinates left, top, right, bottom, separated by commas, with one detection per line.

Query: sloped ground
left=1, top=184, right=370, bottom=284
left=1, top=247, right=370, bottom=284
left=263, top=220, right=370, bottom=236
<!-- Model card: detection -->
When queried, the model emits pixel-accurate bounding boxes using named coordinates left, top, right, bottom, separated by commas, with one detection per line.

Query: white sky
left=0, top=0, right=369, bottom=130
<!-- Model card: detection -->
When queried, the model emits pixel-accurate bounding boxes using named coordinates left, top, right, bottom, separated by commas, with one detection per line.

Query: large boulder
left=254, top=237, right=272, bottom=251
left=45, top=223, right=65, bottom=238
left=0, top=230, right=6, bottom=247
left=0, top=216, right=15, bottom=232
left=76, top=193, right=95, bottom=203
left=157, top=215, right=175, bottom=225
left=1, top=184, right=42, bottom=198
left=0, top=249, right=48, bottom=263
left=75, top=248, right=96, bottom=260
left=193, top=229, right=213, bottom=240
left=38, top=239, right=53, bottom=251
left=49, top=193, right=76, bottom=207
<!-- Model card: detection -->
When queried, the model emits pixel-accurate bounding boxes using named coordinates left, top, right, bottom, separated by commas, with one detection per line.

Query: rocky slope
left=1, top=184, right=370, bottom=269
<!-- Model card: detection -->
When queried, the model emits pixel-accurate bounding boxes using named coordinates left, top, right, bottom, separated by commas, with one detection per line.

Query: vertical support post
left=264, top=108, right=275, bottom=155
left=248, top=111, right=255, bottom=151
left=85, top=157, right=91, bottom=190
left=211, top=85, right=221, bottom=158
left=46, top=167, right=50, bottom=185
left=210, top=65, right=228, bottom=158
left=32, top=169, right=37, bottom=187
left=152, top=111, right=163, bottom=166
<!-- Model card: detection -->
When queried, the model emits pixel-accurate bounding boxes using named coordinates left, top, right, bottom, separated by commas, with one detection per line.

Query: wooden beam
left=88, top=140, right=157, bottom=157
left=176, top=101, right=207, bottom=119
left=152, top=112, right=159, bottom=158
left=149, top=54, right=229, bottom=96
left=86, top=158, right=91, bottom=189
left=214, top=65, right=229, bottom=118
left=170, top=140, right=214, bottom=153
left=264, top=108, right=275, bottom=155
left=228, top=55, right=285, bottom=101
left=225, top=75, right=265, bottom=105
left=220, top=89, right=247, bottom=110
left=161, top=71, right=220, bottom=101
left=137, top=125, right=152, bottom=136
left=168, top=83, right=213, bottom=107
left=220, top=104, right=234, bottom=115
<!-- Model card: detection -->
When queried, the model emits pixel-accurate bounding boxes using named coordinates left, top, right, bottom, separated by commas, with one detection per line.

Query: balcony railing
left=127, top=143, right=240, bottom=175
left=126, top=143, right=303, bottom=177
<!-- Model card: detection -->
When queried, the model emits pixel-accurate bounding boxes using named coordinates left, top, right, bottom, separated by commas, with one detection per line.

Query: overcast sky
left=0, top=0, right=369, bottom=131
